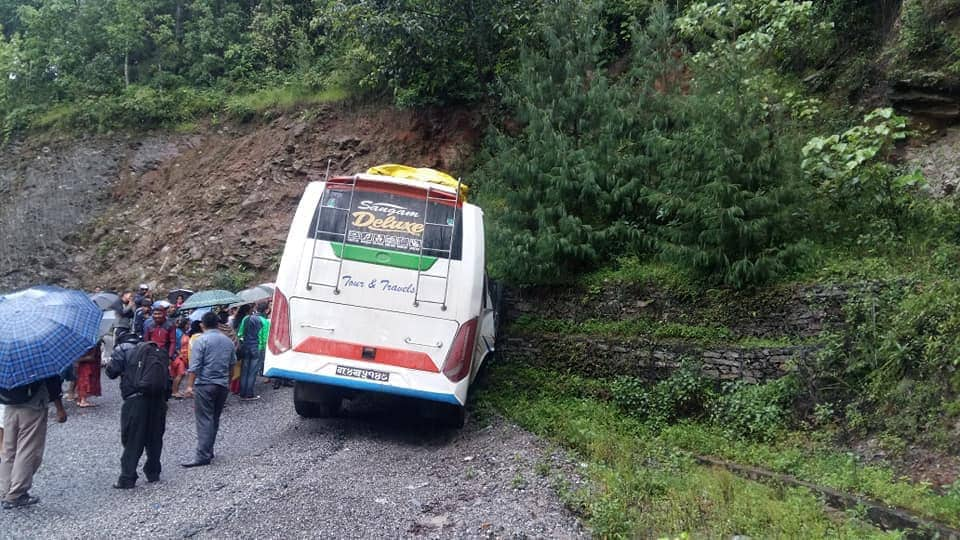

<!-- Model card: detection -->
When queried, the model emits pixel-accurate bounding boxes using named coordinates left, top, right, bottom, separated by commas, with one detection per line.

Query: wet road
left=1, top=374, right=586, bottom=539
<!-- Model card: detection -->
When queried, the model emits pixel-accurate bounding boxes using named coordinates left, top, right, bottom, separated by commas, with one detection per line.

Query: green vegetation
left=809, top=278, right=960, bottom=448
left=660, top=424, right=960, bottom=528
left=891, top=0, right=960, bottom=76
left=475, top=361, right=920, bottom=537
left=509, top=314, right=803, bottom=348
left=211, top=264, right=254, bottom=292
left=578, top=256, right=700, bottom=298
left=5, top=0, right=960, bottom=532
left=475, top=3, right=814, bottom=287
left=476, top=361, right=960, bottom=534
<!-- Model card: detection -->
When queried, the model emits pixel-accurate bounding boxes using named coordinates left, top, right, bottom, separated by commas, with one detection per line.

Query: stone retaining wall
left=503, top=334, right=817, bottom=383
left=494, top=282, right=874, bottom=383
left=504, top=284, right=854, bottom=339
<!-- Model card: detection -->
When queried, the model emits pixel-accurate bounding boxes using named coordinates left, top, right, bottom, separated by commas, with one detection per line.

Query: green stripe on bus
left=331, top=244, right=438, bottom=271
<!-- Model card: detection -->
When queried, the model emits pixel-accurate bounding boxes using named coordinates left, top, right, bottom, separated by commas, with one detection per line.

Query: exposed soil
left=2, top=99, right=960, bottom=512
left=0, top=103, right=482, bottom=293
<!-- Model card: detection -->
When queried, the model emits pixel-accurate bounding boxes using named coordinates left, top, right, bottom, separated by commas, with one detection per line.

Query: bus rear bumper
left=264, top=366, right=463, bottom=406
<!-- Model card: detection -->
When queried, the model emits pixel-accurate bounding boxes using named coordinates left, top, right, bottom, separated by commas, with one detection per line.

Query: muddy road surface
left=2, top=377, right=586, bottom=539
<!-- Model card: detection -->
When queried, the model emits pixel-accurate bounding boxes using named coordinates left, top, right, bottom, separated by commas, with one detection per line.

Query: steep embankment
left=0, top=104, right=481, bottom=293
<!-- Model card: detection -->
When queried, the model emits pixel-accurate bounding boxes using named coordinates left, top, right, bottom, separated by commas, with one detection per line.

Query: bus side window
left=422, top=203, right=463, bottom=259
left=309, top=190, right=348, bottom=241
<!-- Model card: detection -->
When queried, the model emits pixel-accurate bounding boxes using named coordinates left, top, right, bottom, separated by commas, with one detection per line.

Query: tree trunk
left=879, top=0, right=902, bottom=35
left=124, top=50, right=130, bottom=87
left=175, top=0, right=183, bottom=43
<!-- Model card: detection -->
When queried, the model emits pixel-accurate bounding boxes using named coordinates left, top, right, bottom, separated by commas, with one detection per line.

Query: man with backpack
left=0, top=375, right=67, bottom=509
left=106, top=328, right=170, bottom=489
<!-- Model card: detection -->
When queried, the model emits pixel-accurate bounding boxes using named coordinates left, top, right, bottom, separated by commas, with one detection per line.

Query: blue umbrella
left=188, top=307, right=211, bottom=322
left=0, top=286, right=103, bottom=389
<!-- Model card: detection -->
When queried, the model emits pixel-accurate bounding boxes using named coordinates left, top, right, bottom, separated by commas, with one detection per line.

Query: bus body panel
left=265, top=176, right=492, bottom=409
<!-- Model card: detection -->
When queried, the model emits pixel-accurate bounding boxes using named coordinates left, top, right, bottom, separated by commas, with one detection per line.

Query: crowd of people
left=0, top=283, right=280, bottom=508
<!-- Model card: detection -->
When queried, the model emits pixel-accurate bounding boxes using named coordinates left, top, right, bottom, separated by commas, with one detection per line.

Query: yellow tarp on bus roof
left=366, top=164, right=468, bottom=200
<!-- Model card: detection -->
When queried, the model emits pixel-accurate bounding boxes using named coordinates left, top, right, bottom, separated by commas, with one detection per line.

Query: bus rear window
left=308, top=185, right=463, bottom=260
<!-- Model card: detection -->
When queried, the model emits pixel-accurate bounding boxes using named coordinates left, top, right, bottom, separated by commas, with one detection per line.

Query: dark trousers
left=239, top=345, right=261, bottom=398
left=119, top=395, right=167, bottom=484
left=194, top=384, right=228, bottom=463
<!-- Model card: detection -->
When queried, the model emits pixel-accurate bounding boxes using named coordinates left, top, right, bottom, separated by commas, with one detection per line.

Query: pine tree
left=647, top=53, right=811, bottom=289
left=476, top=1, right=678, bottom=284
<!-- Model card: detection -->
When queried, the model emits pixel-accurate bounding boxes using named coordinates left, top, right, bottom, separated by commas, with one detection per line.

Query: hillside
left=0, top=105, right=481, bottom=293
left=6, top=1, right=960, bottom=536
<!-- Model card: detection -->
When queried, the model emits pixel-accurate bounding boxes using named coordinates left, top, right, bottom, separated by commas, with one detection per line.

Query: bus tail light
left=268, top=287, right=291, bottom=355
left=442, top=318, right=478, bottom=382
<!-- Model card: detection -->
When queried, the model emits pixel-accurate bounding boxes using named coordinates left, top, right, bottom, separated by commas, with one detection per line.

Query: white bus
left=264, top=166, right=497, bottom=427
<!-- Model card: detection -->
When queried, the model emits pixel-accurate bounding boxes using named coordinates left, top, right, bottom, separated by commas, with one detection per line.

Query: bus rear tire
left=293, top=381, right=341, bottom=418
left=443, top=404, right=466, bottom=428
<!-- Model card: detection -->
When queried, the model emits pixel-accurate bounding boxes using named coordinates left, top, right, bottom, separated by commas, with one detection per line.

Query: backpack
left=0, top=379, right=43, bottom=405
left=130, top=341, right=170, bottom=395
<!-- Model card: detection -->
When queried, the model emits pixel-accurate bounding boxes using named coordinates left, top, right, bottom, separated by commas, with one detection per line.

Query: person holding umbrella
left=0, top=286, right=99, bottom=509
left=115, top=290, right=136, bottom=332
left=0, top=376, right=66, bottom=508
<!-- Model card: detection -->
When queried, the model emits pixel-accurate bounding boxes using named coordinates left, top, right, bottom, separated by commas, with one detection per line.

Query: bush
left=807, top=279, right=960, bottom=446
left=317, top=0, right=536, bottom=108
left=29, top=86, right=225, bottom=132
left=211, top=265, right=255, bottom=292
left=801, top=107, right=925, bottom=236
left=710, top=377, right=796, bottom=441
left=899, top=0, right=945, bottom=58
left=611, top=361, right=716, bottom=427
left=648, top=46, right=813, bottom=288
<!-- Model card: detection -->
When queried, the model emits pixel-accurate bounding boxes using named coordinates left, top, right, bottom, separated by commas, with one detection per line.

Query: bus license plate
left=336, top=365, right=390, bottom=382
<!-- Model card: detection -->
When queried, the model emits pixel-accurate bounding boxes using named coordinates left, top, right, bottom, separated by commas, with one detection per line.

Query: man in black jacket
left=106, top=329, right=168, bottom=489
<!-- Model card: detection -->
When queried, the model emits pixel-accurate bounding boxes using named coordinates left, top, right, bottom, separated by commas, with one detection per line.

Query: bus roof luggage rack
left=414, top=178, right=462, bottom=311
left=306, top=173, right=359, bottom=294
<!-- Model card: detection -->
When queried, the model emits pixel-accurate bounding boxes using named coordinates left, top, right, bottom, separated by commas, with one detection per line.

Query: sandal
left=77, top=402, right=96, bottom=408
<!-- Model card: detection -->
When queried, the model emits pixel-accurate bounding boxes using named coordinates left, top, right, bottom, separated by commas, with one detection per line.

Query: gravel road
left=1, top=376, right=587, bottom=539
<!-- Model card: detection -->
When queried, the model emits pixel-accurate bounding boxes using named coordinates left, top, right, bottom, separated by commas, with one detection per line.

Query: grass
left=577, top=217, right=960, bottom=294
left=474, top=362, right=901, bottom=538
left=227, top=84, right=347, bottom=116
left=795, top=232, right=960, bottom=285
left=509, top=314, right=805, bottom=348
left=660, top=423, right=960, bottom=528
left=10, top=81, right=352, bottom=136
left=579, top=256, right=701, bottom=297
left=33, top=104, right=78, bottom=130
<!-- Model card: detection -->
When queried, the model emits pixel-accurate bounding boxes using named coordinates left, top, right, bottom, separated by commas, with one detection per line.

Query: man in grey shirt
left=182, top=311, right=236, bottom=467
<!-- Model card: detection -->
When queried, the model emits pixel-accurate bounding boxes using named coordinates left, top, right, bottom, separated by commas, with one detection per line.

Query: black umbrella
left=167, top=288, right=194, bottom=304
left=89, top=291, right=121, bottom=311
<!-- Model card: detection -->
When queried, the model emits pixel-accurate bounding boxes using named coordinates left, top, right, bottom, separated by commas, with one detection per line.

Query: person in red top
left=74, top=342, right=103, bottom=408
left=170, top=319, right=191, bottom=399
left=142, top=306, right=177, bottom=360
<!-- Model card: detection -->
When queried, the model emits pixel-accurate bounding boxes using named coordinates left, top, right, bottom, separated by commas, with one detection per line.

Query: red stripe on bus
left=293, top=336, right=440, bottom=373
